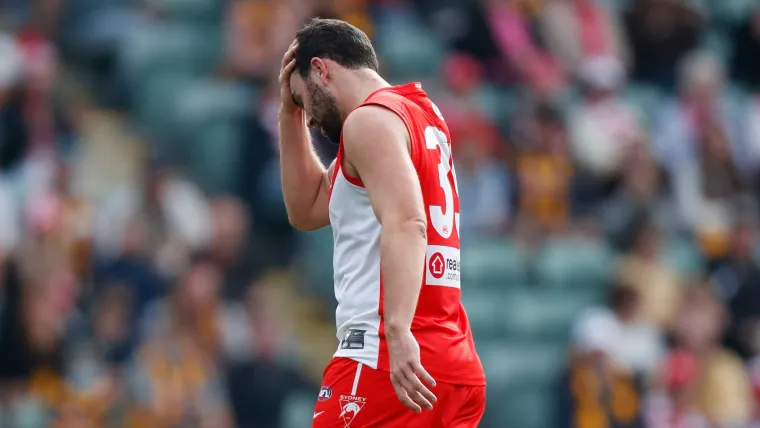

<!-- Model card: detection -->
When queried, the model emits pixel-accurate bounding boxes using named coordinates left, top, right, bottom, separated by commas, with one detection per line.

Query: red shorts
left=312, top=357, right=485, bottom=428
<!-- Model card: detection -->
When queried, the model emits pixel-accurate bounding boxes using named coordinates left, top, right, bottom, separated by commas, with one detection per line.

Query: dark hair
left=608, top=284, right=639, bottom=312
left=294, top=18, right=379, bottom=77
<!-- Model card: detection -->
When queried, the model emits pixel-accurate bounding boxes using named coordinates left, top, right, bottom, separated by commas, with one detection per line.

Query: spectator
left=617, top=215, right=684, bottom=329
left=654, top=52, right=751, bottom=259
left=138, top=252, right=254, bottom=365
left=715, top=218, right=760, bottom=360
left=568, top=56, right=644, bottom=199
left=670, top=287, right=754, bottom=427
left=601, top=143, right=671, bottom=250
left=541, top=0, right=631, bottom=75
left=513, top=103, right=573, bottom=234
left=0, top=31, right=28, bottom=172
left=644, top=351, right=710, bottom=428
left=557, top=285, right=646, bottom=428
left=94, top=164, right=213, bottom=278
left=482, top=0, right=565, bottom=96
left=624, top=0, right=704, bottom=89
left=731, top=6, right=760, bottom=91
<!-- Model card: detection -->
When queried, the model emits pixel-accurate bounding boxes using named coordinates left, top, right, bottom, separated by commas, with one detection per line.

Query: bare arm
left=342, top=106, right=426, bottom=336
left=343, top=105, right=436, bottom=413
left=278, top=109, right=333, bottom=231
left=277, top=42, right=331, bottom=231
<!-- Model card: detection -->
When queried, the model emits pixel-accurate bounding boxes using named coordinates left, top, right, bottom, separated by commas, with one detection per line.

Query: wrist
left=385, top=321, right=410, bottom=338
left=279, top=107, right=301, bottom=120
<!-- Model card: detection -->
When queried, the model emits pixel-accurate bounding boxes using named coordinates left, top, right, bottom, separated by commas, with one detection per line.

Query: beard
left=307, top=79, right=343, bottom=144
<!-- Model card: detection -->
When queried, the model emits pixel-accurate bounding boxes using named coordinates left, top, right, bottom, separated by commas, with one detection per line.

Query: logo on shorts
left=428, top=252, right=445, bottom=279
left=318, top=386, right=332, bottom=401
left=340, top=329, right=366, bottom=350
left=339, top=395, right=366, bottom=427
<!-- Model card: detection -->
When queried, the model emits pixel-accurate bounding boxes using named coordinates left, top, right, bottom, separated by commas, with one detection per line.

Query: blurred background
left=3, top=0, right=760, bottom=427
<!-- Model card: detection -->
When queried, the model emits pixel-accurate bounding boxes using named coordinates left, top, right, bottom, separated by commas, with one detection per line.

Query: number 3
left=424, top=126, right=460, bottom=239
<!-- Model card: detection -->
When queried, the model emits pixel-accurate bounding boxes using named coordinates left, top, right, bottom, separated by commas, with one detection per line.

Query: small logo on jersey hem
left=339, top=395, right=366, bottom=427
left=340, top=329, right=366, bottom=350
left=318, top=386, right=332, bottom=401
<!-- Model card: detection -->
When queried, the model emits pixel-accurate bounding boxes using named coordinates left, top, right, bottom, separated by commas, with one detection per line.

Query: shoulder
left=342, top=105, right=410, bottom=155
left=343, top=105, right=408, bottom=140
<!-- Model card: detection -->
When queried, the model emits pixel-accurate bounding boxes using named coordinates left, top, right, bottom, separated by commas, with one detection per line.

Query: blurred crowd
left=2, top=0, right=760, bottom=427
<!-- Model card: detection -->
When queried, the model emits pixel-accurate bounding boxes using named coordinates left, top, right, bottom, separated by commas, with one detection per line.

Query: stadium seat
left=478, top=340, right=566, bottom=389
left=478, top=340, right=564, bottom=428
left=280, top=391, right=318, bottom=428
left=147, top=0, right=224, bottom=22
left=373, top=4, right=445, bottom=78
left=534, top=238, right=617, bottom=289
left=484, top=388, right=556, bottom=428
left=472, top=84, right=519, bottom=123
left=663, top=237, right=705, bottom=277
left=499, top=289, right=603, bottom=340
left=622, top=82, right=664, bottom=127
left=461, top=239, right=527, bottom=289
left=131, top=71, right=198, bottom=137
left=188, top=121, right=243, bottom=194
left=461, top=289, right=508, bottom=338
left=120, top=23, right=221, bottom=85
left=704, top=29, right=732, bottom=62
left=298, top=228, right=336, bottom=302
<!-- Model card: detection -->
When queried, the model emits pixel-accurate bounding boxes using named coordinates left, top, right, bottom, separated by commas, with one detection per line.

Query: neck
left=335, top=69, right=390, bottom=120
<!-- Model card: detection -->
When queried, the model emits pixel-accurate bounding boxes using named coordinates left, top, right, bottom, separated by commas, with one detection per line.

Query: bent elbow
left=286, top=212, right=327, bottom=232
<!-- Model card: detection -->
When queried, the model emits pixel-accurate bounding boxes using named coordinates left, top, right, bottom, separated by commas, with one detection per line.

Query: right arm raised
left=278, top=108, right=333, bottom=230
left=277, top=41, right=331, bottom=231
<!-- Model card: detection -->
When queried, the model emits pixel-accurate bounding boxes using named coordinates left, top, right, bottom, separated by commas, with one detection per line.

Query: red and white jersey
left=328, top=82, right=485, bottom=386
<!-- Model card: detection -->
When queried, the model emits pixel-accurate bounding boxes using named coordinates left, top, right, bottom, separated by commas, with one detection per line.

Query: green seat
left=374, top=6, right=445, bottom=78
left=472, top=85, right=519, bottom=124
left=132, top=72, right=197, bottom=137
left=280, top=391, right=317, bottom=428
left=175, top=80, right=252, bottom=127
left=535, top=238, right=616, bottom=289
left=122, top=24, right=221, bottom=82
left=478, top=341, right=566, bottom=389
left=623, top=82, right=663, bottom=127
left=663, top=238, right=704, bottom=277
left=299, top=228, right=335, bottom=300
left=461, top=289, right=507, bottom=337
left=147, top=0, right=224, bottom=21
left=485, top=388, right=555, bottom=428
left=479, top=340, right=563, bottom=428
left=500, top=289, right=602, bottom=339
left=188, top=121, right=242, bottom=194
left=462, top=240, right=527, bottom=288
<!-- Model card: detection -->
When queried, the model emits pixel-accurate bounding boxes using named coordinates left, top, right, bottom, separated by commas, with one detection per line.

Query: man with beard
left=277, top=18, right=485, bottom=428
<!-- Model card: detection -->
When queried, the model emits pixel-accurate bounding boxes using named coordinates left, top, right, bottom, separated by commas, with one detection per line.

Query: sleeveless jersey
left=328, top=82, right=485, bottom=386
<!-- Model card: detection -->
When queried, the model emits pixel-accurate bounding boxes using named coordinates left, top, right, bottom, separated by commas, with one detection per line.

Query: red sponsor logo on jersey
left=339, top=395, right=366, bottom=427
left=429, top=252, right=445, bottom=279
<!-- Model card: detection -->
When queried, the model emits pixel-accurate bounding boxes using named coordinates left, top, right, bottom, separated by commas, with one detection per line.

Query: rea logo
left=426, top=246, right=461, bottom=288
left=429, top=252, right=445, bottom=279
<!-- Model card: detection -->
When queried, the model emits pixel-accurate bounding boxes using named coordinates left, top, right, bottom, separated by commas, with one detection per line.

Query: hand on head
left=279, top=40, right=299, bottom=115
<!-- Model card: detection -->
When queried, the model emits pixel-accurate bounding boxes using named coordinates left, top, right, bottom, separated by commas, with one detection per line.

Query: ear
left=310, top=58, right=329, bottom=86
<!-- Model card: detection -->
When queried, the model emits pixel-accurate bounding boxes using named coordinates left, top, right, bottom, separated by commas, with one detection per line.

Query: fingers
left=279, top=59, right=296, bottom=84
left=414, top=363, right=436, bottom=389
left=391, top=375, right=422, bottom=413
left=403, top=369, right=436, bottom=409
left=391, top=365, right=437, bottom=413
left=281, top=42, right=298, bottom=69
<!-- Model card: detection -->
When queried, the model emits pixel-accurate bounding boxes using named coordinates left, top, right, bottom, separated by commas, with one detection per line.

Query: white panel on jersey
left=329, top=169, right=383, bottom=369
left=425, top=245, right=461, bottom=288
